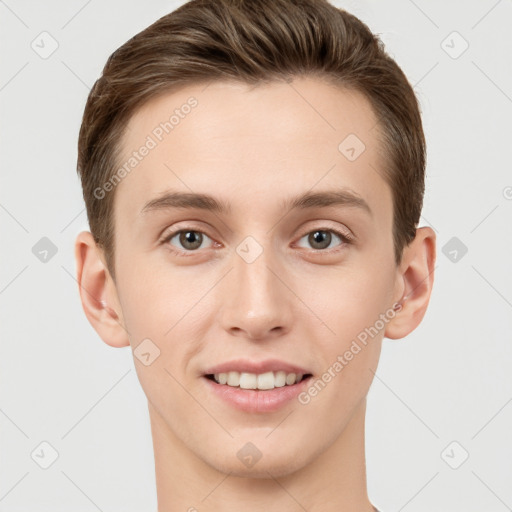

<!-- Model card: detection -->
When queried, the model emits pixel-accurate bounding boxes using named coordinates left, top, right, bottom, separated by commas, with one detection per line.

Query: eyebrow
left=140, top=188, right=372, bottom=217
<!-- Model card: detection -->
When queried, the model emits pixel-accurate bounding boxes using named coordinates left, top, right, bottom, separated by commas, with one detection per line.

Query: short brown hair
left=77, top=0, right=425, bottom=281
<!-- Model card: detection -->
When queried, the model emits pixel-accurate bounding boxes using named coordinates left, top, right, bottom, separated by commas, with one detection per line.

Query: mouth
left=203, top=371, right=313, bottom=390
left=202, top=371, right=314, bottom=413
left=200, top=358, right=314, bottom=412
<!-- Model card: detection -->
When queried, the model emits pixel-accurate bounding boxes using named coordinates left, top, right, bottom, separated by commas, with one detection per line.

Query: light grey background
left=1, top=1, right=511, bottom=511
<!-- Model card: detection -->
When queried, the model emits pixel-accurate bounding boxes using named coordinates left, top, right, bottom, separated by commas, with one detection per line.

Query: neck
left=149, top=397, right=375, bottom=512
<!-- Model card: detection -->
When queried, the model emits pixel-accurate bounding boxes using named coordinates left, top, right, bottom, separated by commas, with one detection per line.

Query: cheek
left=297, top=271, right=389, bottom=418
left=298, top=261, right=392, bottom=407
left=307, top=263, right=393, bottom=344
left=116, top=253, right=205, bottom=337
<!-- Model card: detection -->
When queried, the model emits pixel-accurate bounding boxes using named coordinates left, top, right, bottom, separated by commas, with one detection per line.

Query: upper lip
left=203, top=358, right=312, bottom=376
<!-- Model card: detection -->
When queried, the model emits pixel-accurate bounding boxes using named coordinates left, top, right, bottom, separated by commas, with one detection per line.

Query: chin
left=204, top=448, right=309, bottom=479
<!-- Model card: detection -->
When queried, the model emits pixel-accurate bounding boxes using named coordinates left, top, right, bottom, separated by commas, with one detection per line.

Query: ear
left=385, top=226, right=436, bottom=340
left=74, top=230, right=130, bottom=348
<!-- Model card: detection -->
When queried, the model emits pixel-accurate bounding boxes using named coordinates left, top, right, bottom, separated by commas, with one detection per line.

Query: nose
left=219, top=239, right=293, bottom=341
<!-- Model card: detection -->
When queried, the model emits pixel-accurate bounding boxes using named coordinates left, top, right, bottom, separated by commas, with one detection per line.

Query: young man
left=74, top=0, right=436, bottom=510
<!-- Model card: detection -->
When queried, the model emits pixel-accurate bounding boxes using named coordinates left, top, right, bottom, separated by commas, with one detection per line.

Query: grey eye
left=297, top=230, right=344, bottom=250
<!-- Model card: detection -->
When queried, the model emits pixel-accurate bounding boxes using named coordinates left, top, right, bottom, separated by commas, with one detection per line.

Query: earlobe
left=74, top=230, right=130, bottom=348
left=384, top=226, right=436, bottom=340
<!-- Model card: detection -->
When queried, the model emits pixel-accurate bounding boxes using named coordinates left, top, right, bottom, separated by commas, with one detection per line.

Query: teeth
left=239, top=372, right=257, bottom=389
left=212, top=371, right=307, bottom=389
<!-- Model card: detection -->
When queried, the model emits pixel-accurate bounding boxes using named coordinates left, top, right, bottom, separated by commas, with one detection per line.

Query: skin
left=75, top=77, right=436, bottom=512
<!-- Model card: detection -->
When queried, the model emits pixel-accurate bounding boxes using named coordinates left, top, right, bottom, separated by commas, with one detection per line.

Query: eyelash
left=160, top=226, right=353, bottom=256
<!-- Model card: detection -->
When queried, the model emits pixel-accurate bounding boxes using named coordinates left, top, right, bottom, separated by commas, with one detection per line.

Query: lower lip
left=202, top=375, right=313, bottom=413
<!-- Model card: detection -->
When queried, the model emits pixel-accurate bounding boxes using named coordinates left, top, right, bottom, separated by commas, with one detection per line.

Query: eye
left=296, top=228, right=352, bottom=251
left=160, top=226, right=352, bottom=256
left=163, top=229, right=215, bottom=253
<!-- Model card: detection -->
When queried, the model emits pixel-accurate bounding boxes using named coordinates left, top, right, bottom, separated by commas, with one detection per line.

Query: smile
left=207, top=370, right=312, bottom=390
left=203, top=372, right=314, bottom=413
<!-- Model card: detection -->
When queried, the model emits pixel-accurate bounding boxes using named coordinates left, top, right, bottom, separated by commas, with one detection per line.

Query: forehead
left=114, top=77, right=391, bottom=223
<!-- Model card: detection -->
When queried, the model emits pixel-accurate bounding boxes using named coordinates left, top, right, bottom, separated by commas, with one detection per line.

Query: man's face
left=111, top=77, right=400, bottom=476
